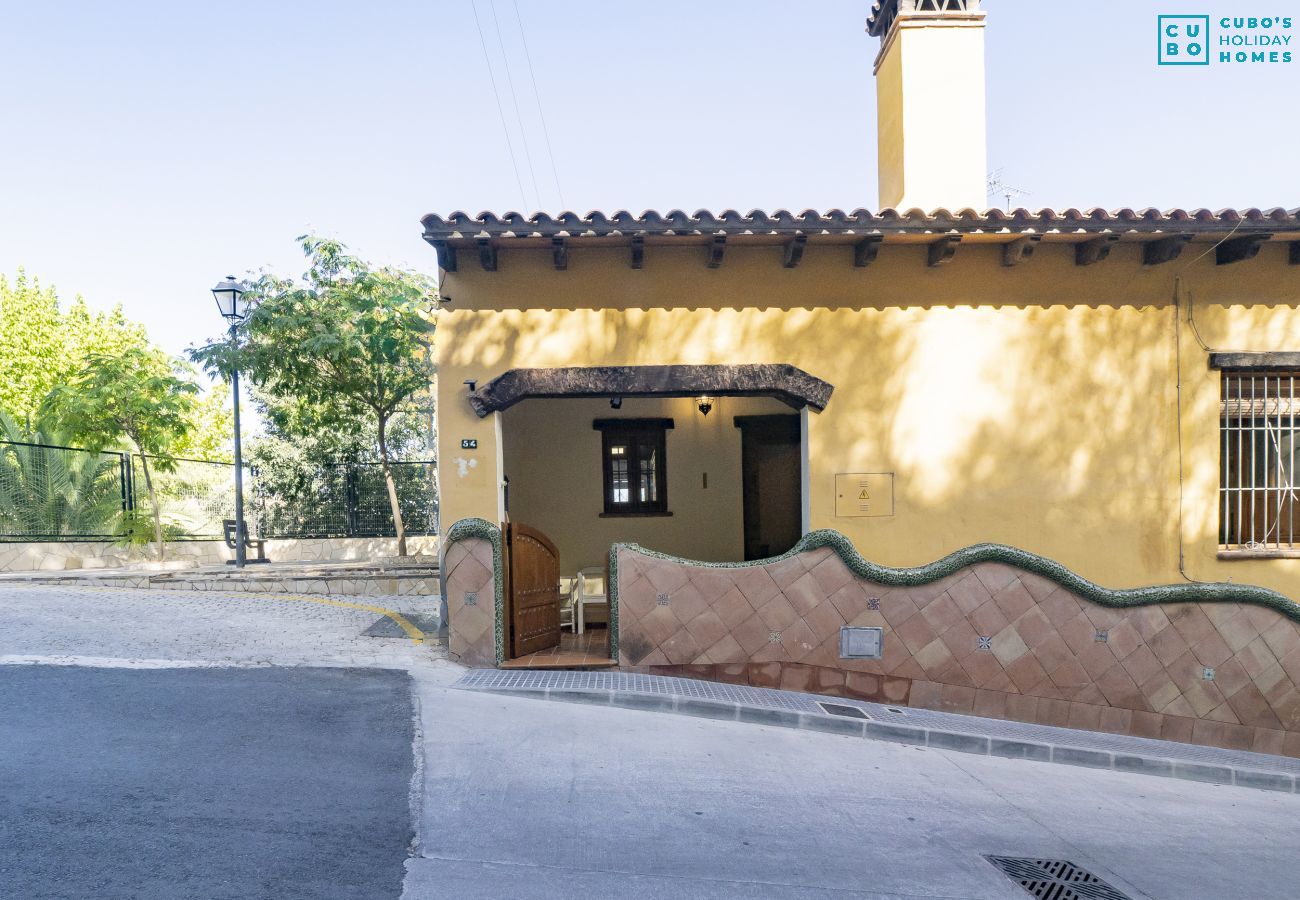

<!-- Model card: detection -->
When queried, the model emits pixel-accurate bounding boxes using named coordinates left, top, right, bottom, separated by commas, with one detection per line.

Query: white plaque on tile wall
left=839, top=626, right=884, bottom=660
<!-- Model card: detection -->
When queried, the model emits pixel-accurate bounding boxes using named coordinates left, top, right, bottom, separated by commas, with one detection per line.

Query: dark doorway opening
left=735, top=415, right=802, bottom=561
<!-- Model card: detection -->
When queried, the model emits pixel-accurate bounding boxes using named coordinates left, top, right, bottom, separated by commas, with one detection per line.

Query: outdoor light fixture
left=610, top=396, right=623, bottom=409
left=697, top=396, right=714, bottom=416
left=210, top=275, right=247, bottom=321
left=210, top=275, right=252, bottom=568
left=463, top=379, right=477, bottom=392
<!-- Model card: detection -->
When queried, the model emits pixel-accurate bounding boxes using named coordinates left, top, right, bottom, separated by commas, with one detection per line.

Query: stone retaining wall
left=0, top=536, right=440, bottom=573
left=613, top=535, right=1300, bottom=757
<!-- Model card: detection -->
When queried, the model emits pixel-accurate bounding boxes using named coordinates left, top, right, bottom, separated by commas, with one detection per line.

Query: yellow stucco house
left=424, top=0, right=1300, bottom=755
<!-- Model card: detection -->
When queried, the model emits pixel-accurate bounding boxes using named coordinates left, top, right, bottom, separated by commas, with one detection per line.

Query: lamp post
left=211, top=276, right=249, bottom=568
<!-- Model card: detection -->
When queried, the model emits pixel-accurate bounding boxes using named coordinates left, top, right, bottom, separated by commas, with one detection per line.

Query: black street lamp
left=211, top=276, right=250, bottom=568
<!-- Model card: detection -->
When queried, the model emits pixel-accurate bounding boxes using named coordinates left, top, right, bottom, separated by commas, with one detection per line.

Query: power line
left=490, top=0, right=541, bottom=211
left=512, top=0, right=566, bottom=209
left=470, top=0, right=528, bottom=210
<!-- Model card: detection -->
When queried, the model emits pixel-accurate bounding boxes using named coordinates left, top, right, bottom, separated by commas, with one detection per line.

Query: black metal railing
left=0, top=439, right=437, bottom=542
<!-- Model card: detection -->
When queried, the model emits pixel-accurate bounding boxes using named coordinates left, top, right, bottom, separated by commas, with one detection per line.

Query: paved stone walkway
left=0, top=584, right=445, bottom=669
left=456, top=668, right=1300, bottom=791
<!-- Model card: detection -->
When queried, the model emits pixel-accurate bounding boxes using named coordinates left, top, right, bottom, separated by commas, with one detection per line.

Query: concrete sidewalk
left=454, top=668, right=1300, bottom=792
left=412, top=666, right=1300, bottom=900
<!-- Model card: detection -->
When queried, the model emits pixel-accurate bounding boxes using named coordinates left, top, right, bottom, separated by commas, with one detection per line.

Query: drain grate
left=984, top=857, right=1131, bottom=900
left=817, top=702, right=869, bottom=720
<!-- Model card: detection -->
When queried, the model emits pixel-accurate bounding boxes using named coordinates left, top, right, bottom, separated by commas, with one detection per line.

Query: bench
left=222, top=519, right=270, bottom=564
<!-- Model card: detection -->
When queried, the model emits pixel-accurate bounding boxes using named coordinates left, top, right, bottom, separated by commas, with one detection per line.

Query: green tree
left=41, top=348, right=199, bottom=559
left=192, top=236, right=436, bottom=555
left=0, top=270, right=148, bottom=427
left=171, top=388, right=234, bottom=462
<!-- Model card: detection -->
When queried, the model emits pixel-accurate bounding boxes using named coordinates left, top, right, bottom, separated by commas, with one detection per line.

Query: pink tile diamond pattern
left=614, top=546, right=1300, bottom=757
left=444, top=537, right=498, bottom=667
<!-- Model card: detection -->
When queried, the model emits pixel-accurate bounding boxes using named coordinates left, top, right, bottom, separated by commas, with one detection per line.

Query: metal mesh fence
left=132, top=456, right=244, bottom=541
left=1, top=440, right=437, bottom=542
left=0, top=441, right=128, bottom=540
left=253, top=461, right=438, bottom=539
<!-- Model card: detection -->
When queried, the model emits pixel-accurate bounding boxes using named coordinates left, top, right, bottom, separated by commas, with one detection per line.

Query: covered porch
left=442, top=363, right=832, bottom=669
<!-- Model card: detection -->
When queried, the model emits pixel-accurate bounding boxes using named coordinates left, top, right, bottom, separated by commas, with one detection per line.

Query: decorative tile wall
left=614, top=545, right=1300, bottom=757
left=443, top=536, right=498, bottom=666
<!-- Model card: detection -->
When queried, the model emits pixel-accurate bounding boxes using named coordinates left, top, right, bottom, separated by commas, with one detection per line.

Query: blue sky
left=1, top=0, right=1296, bottom=357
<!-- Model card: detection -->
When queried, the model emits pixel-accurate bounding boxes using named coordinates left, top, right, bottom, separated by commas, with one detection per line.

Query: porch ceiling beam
left=1074, top=235, right=1119, bottom=266
left=706, top=234, right=726, bottom=269
left=853, top=236, right=882, bottom=267
left=1141, top=234, right=1192, bottom=266
left=1001, top=235, right=1041, bottom=267
left=927, top=235, right=960, bottom=267
left=782, top=234, right=807, bottom=269
left=477, top=238, right=498, bottom=272
left=431, top=241, right=457, bottom=273
left=1215, top=234, right=1272, bottom=266
left=630, top=234, right=645, bottom=269
left=551, top=236, right=568, bottom=271
left=466, top=363, right=835, bottom=417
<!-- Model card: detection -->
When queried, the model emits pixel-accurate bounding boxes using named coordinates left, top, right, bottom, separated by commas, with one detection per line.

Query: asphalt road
left=0, top=664, right=415, bottom=900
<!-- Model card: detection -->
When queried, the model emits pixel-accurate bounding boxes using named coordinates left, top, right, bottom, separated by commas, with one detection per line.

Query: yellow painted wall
left=875, top=17, right=987, bottom=211
left=436, top=240, right=1300, bottom=600
left=502, top=396, right=793, bottom=573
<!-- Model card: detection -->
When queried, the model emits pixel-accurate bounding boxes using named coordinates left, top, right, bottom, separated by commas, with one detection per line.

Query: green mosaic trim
left=444, top=517, right=506, bottom=666
left=606, top=545, right=620, bottom=662
left=610, top=529, right=1300, bottom=624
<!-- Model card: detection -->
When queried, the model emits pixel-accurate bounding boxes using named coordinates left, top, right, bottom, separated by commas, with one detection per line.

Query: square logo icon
left=1158, top=15, right=1210, bottom=65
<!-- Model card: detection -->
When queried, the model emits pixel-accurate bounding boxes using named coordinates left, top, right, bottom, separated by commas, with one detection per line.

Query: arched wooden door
left=503, top=521, right=561, bottom=658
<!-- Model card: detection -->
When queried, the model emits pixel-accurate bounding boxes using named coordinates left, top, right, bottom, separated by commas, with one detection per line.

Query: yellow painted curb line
left=11, top=583, right=430, bottom=647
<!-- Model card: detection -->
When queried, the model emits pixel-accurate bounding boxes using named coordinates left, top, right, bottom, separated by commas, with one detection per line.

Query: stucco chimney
left=868, top=0, right=987, bottom=211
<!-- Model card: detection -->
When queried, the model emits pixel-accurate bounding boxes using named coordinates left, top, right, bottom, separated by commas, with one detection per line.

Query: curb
left=459, top=684, right=1300, bottom=794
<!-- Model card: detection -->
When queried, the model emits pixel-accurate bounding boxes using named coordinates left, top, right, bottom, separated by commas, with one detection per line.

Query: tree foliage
left=0, top=270, right=148, bottom=427
left=1, top=269, right=232, bottom=461
left=0, top=412, right=125, bottom=541
left=191, top=236, right=437, bottom=555
left=41, top=348, right=200, bottom=558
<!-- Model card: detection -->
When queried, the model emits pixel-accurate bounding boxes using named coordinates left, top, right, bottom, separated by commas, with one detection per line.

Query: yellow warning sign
left=834, top=473, right=895, bottom=517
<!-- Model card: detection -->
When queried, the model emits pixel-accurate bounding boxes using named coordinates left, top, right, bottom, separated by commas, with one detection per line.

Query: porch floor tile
left=500, top=627, right=616, bottom=669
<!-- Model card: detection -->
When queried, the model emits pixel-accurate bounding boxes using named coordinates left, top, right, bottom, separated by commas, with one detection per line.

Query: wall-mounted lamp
left=697, top=395, right=714, bottom=416
left=463, top=379, right=477, bottom=392
left=610, top=396, right=623, bottom=409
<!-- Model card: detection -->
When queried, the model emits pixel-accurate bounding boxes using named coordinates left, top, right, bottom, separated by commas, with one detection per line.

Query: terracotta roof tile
left=420, top=207, right=1300, bottom=241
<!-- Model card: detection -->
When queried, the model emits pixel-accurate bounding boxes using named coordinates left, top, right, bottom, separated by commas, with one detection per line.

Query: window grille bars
left=1220, top=371, right=1298, bottom=552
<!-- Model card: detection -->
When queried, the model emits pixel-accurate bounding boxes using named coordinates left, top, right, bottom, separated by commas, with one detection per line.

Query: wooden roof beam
left=927, top=235, right=960, bottom=267
left=551, top=236, right=568, bottom=271
left=782, top=234, right=807, bottom=269
left=1142, top=234, right=1192, bottom=266
left=431, top=241, right=457, bottom=273
left=853, top=236, right=882, bottom=267
left=706, top=234, right=726, bottom=269
left=1215, top=234, right=1272, bottom=266
left=1001, top=235, right=1041, bottom=267
left=630, top=234, right=645, bottom=269
left=1075, top=235, right=1119, bottom=266
left=477, top=238, right=497, bottom=272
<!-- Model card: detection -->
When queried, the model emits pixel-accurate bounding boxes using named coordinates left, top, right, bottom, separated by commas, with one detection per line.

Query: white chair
left=574, top=567, right=608, bottom=635
left=558, top=575, right=578, bottom=633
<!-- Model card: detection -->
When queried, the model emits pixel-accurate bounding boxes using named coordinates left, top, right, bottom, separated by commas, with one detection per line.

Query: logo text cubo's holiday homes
left=1159, top=14, right=1294, bottom=66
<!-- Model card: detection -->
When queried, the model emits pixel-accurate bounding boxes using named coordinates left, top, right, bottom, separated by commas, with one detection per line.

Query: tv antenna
left=986, top=168, right=1029, bottom=211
